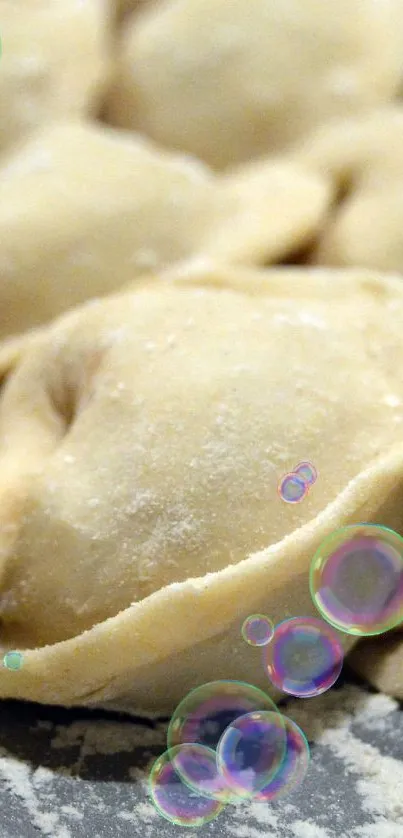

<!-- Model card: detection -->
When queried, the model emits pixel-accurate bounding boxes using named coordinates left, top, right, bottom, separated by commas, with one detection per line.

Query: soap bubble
left=168, top=680, right=279, bottom=754
left=310, top=523, right=403, bottom=636
left=253, top=713, right=310, bottom=801
left=3, top=651, right=23, bottom=671
left=278, top=472, right=308, bottom=504
left=241, top=615, right=274, bottom=647
left=169, top=742, right=231, bottom=803
left=149, top=746, right=224, bottom=826
left=264, top=616, right=344, bottom=697
left=294, top=461, right=317, bottom=486
left=216, top=710, right=286, bottom=799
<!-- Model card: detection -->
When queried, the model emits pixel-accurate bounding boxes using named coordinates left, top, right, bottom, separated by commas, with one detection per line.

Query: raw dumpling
left=0, top=120, right=331, bottom=338
left=0, top=263, right=403, bottom=713
left=106, top=0, right=403, bottom=169
left=0, top=0, right=111, bottom=156
left=293, top=107, right=403, bottom=274
left=348, top=633, right=403, bottom=698
left=115, top=0, right=154, bottom=17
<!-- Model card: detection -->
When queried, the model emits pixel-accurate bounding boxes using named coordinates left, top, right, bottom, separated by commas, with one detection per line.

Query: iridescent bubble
left=216, top=710, right=286, bottom=799
left=278, top=472, right=308, bottom=504
left=253, top=713, right=310, bottom=801
left=310, top=524, right=403, bottom=636
left=241, top=615, right=274, bottom=647
left=171, top=742, right=231, bottom=803
left=168, top=680, right=279, bottom=755
left=264, top=616, right=344, bottom=697
left=294, top=461, right=317, bottom=486
left=149, top=746, right=224, bottom=827
left=3, top=651, right=23, bottom=671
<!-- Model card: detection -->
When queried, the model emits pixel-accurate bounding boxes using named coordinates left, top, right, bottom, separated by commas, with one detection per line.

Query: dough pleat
left=293, top=107, right=403, bottom=273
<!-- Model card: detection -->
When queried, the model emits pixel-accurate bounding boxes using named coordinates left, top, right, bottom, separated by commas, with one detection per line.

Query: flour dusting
left=0, top=684, right=401, bottom=836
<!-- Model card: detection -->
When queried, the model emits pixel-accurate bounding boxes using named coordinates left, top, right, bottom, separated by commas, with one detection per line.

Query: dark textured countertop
left=0, top=668, right=401, bottom=838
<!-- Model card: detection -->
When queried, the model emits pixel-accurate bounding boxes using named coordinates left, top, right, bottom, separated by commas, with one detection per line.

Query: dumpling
left=0, top=262, right=403, bottom=714
left=0, top=120, right=331, bottom=338
left=115, top=0, right=153, bottom=18
left=106, top=0, right=403, bottom=169
left=348, top=633, right=403, bottom=698
left=0, top=0, right=111, bottom=156
left=293, top=107, right=403, bottom=274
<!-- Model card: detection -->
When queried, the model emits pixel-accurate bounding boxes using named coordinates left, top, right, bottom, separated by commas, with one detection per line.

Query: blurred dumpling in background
left=0, top=120, right=331, bottom=338
left=0, top=0, right=111, bottom=156
left=292, top=107, right=403, bottom=274
left=106, top=0, right=403, bottom=169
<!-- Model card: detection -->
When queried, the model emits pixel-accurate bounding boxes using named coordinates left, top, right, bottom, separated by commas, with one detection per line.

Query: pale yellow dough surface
left=0, top=120, right=331, bottom=338
left=293, top=107, right=403, bottom=274
left=0, top=0, right=111, bottom=156
left=0, top=264, right=403, bottom=712
left=106, top=0, right=403, bottom=168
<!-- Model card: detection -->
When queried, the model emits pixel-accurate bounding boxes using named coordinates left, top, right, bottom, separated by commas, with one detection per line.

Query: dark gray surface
left=0, top=669, right=401, bottom=838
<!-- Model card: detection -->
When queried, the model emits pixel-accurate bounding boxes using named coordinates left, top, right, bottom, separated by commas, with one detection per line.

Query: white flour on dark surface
left=0, top=679, right=401, bottom=837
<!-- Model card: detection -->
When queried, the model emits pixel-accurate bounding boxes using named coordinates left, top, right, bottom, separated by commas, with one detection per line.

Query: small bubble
left=264, top=617, right=343, bottom=697
left=278, top=472, right=308, bottom=504
left=294, top=461, right=317, bottom=486
left=3, top=651, right=23, bottom=671
left=241, top=615, right=274, bottom=647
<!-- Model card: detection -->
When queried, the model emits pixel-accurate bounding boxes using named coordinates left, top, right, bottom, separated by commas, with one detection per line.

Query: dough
left=293, top=108, right=403, bottom=274
left=115, top=0, right=154, bottom=17
left=0, top=263, right=403, bottom=713
left=0, top=120, right=331, bottom=338
left=348, top=632, right=403, bottom=698
left=106, top=0, right=403, bottom=169
left=0, top=0, right=111, bottom=156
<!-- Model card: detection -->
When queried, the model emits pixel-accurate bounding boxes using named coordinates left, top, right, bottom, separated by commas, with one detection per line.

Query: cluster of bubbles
left=278, top=461, right=317, bottom=504
left=0, top=495, right=400, bottom=825
left=149, top=680, right=310, bottom=827
left=149, top=521, right=403, bottom=826
left=0, top=459, right=397, bottom=824
left=242, top=613, right=343, bottom=697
